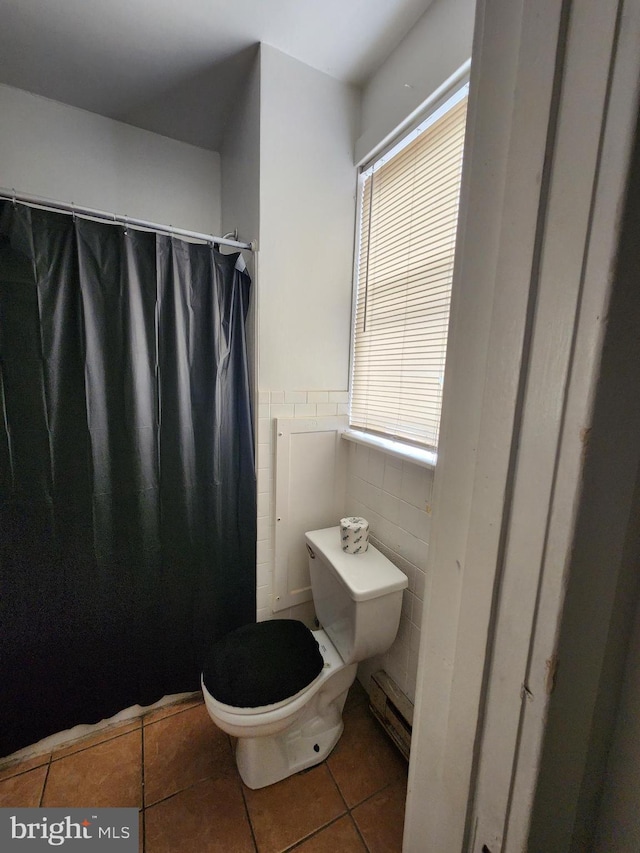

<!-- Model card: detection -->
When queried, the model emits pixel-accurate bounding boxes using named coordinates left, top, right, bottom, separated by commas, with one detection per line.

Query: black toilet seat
left=202, top=619, right=324, bottom=708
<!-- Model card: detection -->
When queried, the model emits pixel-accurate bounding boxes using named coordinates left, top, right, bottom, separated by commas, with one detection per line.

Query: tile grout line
left=140, top=732, right=242, bottom=812
left=38, top=755, right=53, bottom=808
left=141, top=700, right=202, bottom=730
left=140, top=808, right=146, bottom=853
left=350, top=777, right=405, bottom=811
left=282, top=815, right=346, bottom=853
left=351, top=818, right=372, bottom=853
left=239, top=757, right=351, bottom=853
left=325, top=758, right=382, bottom=853
left=282, top=812, right=352, bottom=852
left=349, top=779, right=405, bottom=853
left=1, top=719, right=143, bottom=775
left=278, top=761, right=350, bottom=852
left=142, top=770, right=234, bottom=811
left=0, top=755, right=51, bottom=782
left=325, top=758, right=350, bottom=813
left=225, top=733, right=260, bottom=853
left=234, top=748, right=260, bottom=853
left=50, top=724, right=141, bottom=764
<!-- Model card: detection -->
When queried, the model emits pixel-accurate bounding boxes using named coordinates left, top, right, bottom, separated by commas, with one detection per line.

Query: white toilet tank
left=305, top=526, right=408, bottom=665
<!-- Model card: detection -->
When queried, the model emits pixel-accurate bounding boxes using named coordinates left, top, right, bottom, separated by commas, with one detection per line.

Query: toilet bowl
left=202, top=628, right=357, bottom=789
left=202, top=525, right=408, bottom=789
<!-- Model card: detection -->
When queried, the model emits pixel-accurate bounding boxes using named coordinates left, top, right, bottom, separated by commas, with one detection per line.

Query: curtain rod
left=0, top=187, right=256, bottom=251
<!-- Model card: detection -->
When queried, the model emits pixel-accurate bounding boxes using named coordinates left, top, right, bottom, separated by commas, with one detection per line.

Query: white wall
left=0, top=83, right=221, bottom=234
left=346, top=444, right=433, bottom=703
left=221, top=51, right=261, bottom=395
left=258, top=44, right=358, bottom=392
left=221, top=50, right=260, bottom=271
left=356, top=0, right=476, bottom=163
left=252, top=45, right=358, bottom=624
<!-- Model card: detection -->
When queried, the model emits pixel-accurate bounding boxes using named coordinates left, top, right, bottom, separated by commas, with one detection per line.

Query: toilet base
left=234, top=666, right=356, bottom=789
left=236, top=711, right=344, bottom=789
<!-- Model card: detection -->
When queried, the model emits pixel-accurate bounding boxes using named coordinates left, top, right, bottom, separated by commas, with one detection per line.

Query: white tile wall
left=345, top=442, right=434, bottom=704
left=255, top=389, right=349, bottom=627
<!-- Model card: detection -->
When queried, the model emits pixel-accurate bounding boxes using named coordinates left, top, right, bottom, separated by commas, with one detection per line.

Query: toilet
left=201, top=525, right=408, bottom=789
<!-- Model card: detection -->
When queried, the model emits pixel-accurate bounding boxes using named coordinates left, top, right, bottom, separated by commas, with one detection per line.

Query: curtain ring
left=71, top=202, right=76, bottom=223
left=11, top=188, right=16, bottom=208
left=123, top=216, right=128, bottom=236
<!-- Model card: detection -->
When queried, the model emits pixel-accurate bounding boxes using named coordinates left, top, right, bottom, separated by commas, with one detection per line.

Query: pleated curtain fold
left=0, top=202, right=256, bottom=757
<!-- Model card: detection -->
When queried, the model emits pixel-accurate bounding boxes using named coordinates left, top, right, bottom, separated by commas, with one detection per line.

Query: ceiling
left=0, top=0, right=434, bottom=151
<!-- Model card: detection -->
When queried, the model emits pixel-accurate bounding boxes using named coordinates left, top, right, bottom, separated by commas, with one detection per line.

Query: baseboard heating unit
left=369, top=670, right=413, bottom=760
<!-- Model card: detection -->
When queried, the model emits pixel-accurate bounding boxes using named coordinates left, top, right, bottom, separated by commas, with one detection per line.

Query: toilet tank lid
left=305, top=526, right=408, bottom=602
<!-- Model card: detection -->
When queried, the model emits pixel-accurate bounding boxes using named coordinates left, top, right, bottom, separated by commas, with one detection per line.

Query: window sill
left=341, top=429, right=437, bottom=469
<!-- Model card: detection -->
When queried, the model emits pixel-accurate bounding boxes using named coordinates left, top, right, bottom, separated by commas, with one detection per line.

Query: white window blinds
left=350, top=89, right=468, bottom=451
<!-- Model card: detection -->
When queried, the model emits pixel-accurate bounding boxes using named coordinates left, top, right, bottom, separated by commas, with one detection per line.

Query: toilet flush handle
left=306, top=544, right=316, bottom=559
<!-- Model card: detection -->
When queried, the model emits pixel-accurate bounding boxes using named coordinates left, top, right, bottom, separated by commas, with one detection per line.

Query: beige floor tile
left=52, top=720, right=141, bottom=761
left=352, top=779, right=407, bottom=853
left=143, top=703, right=235, bottom=806
left=343, top=680, right=370, bottom=713
left=0, top=765, right=48, bottom=807
left=42, top=730, right=142, bottom=808
left=0, top=752, right=50, bottom=783
left=145, top=775, right=255, bottom=853
left=327, top=702, right=407, bottom=808
left=243, top=764, right=346, bottom=853
left=142, top=697, right=203, bottom=726
left=293, top=815, right=367, bottom=852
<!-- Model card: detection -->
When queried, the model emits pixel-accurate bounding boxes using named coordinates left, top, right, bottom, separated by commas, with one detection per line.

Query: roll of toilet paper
left=340, top=517, right=370, bottom=554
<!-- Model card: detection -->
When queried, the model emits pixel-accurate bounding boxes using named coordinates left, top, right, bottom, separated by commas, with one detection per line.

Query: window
left=349, top=85, right=468, bottom=453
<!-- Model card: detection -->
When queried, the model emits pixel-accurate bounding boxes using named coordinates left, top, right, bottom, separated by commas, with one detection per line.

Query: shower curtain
left=0, top=202, right=256, bottom=758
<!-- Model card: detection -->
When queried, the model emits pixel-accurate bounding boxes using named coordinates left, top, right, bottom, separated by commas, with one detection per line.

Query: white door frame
left=403, top=0, right=640, bottom=850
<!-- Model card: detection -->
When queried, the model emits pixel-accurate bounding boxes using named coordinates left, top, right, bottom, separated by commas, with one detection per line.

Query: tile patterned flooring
left=0, top=681, right=408, bottom=852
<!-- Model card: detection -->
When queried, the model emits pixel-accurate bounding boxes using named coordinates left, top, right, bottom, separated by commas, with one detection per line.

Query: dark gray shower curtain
left=0, top=202, right=256, bottom=757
